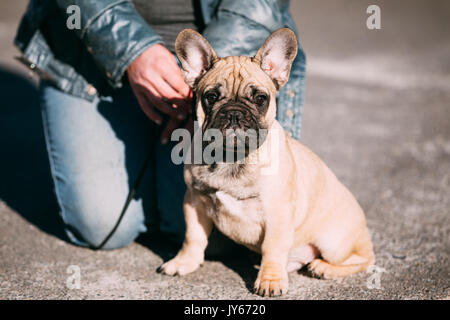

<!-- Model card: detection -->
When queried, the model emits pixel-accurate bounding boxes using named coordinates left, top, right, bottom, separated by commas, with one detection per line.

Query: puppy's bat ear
left=175, top=29, right=218, bottom=88
left=253, top=28, right=298, bottom=90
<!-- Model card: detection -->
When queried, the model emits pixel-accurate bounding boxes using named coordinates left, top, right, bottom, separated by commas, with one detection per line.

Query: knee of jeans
left=60, top=187, right=147, bottom=250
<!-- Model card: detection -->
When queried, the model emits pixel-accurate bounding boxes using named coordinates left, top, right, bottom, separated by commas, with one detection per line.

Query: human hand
left=127, top=43, right=193, bottom=143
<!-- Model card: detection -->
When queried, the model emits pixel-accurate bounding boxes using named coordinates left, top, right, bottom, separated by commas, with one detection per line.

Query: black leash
left=89, top=147, right=153, bottom=250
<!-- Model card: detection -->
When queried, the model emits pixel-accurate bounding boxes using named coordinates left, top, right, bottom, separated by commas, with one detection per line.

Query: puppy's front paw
left=157, top=255, right=202, bottom=276
left=253, top=266, right=288, bottom=297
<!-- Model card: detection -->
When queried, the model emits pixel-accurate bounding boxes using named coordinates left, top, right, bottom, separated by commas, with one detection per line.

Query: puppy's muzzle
left=219, top=106, right=248, bottom=130
left=208, top=105, right=265, bottom=152
left=225, top=109, right=244, bottom=127
left=213, top=105, right=256, bottom=131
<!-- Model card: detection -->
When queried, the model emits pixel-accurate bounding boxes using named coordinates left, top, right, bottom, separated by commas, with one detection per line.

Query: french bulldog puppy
left=158, top=28, right=375, bottom=297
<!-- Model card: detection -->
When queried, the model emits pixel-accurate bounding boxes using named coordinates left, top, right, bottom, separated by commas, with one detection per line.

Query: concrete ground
left=0, top=0, right=449, bottom=299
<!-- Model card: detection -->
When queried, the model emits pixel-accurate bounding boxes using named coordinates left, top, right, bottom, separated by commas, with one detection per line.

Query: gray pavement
left=0, top=0, right=449, bottom=299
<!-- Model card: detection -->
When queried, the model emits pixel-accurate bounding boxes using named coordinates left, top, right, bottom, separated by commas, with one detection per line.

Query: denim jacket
left=15, top=0, right=306, bottom=139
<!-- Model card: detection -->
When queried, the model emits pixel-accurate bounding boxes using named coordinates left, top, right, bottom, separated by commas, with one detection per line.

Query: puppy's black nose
left=226, top=110, right=244, bottom=125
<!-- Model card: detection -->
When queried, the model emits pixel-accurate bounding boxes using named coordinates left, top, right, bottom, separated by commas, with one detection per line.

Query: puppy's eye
left=204, top=91, right=218, bottom=105
left=255, top=94, right=268, bottom=106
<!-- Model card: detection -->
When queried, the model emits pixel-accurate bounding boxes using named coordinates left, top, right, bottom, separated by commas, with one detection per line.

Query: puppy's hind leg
left=308, top=232, right=375, bottom=279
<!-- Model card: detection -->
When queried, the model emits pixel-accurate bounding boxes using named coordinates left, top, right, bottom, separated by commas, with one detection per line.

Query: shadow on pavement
left=137, top=227, right=259, bottom=293
left=0, top=67, right=66, bottom=240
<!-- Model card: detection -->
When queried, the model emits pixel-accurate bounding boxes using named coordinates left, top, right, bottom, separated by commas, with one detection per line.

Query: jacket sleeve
left=55, top=0, right=163, bottom=87
left=201, top=0, right=285, bottom=58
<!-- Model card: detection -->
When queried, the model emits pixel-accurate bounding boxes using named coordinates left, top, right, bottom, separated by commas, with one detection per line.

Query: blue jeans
left=40, top=80, right=186, bottom=249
